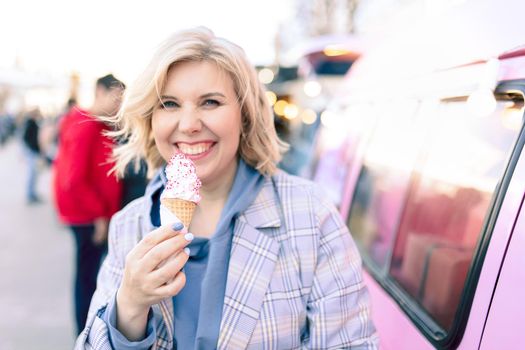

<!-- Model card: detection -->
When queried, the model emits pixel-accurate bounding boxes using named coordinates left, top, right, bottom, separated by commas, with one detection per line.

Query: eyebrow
left=160, top=92, right=226, bottom=100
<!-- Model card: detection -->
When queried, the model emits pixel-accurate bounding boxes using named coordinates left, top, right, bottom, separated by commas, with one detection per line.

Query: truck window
left=347, top=93, right=523, bottom=337
left=391, top=98, right=522, bottom=330
left=348, top=98, right=422, bottom=267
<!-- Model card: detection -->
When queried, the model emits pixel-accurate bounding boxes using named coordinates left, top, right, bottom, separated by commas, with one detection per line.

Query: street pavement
left=0, top=139, right=75, bottom=349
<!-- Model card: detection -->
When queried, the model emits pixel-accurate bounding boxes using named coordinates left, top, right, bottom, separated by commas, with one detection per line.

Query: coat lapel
left=217, top=178, right=282, bottom=349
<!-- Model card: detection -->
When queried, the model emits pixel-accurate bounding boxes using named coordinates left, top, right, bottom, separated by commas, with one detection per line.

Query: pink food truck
left=310, top=1, right=525, bottom=348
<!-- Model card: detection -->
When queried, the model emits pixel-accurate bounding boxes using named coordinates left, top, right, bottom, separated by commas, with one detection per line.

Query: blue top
left=172, top=237, right=209, bottom=348
left=102, top=159, right=264, bottom=349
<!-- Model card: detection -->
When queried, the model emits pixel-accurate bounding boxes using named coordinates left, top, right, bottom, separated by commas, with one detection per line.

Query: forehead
left=164, top=61, right=235, bottom=94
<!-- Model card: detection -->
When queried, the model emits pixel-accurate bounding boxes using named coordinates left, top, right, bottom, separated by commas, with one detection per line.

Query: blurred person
left=21, top=107, right=43, bottom=204
left=75, top=28, right=378, bottom=349
left=40, top=97, right=77, bottom=164
left=0, top=112, right=16, bottom=145
left=53, top=74, right=124, bottom=335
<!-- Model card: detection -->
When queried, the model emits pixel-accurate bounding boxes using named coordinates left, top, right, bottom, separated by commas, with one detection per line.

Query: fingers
left=119, top=222, right=193, bottom=311
left=149, top=248, right=190, bottom=287
left=155, top=270, right=187, bottom=297
left=141, top=232, right=193, bottom=272
left=129, top=222, right=185, bottom=260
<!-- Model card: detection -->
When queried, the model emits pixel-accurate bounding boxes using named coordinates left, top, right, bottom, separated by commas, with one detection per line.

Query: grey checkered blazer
left=75, top=170, right=378, bottom=349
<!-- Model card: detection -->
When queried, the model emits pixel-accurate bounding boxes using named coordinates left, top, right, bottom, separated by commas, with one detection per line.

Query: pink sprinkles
left=165, top=152, right=201, bottom=199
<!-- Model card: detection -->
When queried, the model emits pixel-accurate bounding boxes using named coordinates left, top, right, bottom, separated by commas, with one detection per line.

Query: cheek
left=150, top=115, right=161, bottom=139
left=223, top=121, right=242, bottom=159
left=151, top=115, right=172, bottom=154
left=151, top=113, right=169, bottom=137
left=233, top=116, right=242, bottom=145
left=224, top=111, right=242, bottom=137
left=216, top=115, right=241, bottom=149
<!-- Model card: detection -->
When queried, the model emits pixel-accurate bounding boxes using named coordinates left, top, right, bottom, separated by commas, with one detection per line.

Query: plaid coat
left=75, top=170, right=379, bottom=349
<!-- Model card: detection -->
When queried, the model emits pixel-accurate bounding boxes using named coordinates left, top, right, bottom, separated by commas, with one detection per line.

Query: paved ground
left=0, top=139, right=76, bottom=349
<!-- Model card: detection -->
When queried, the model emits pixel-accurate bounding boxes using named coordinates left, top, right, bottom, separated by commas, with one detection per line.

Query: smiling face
left=151, top=60, right=242, bottom=187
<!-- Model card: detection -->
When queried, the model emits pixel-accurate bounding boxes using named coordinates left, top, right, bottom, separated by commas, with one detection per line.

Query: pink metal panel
left=363, top=272, right=434, bottom=350
left=480, top=189, right=525, bottom=348
left=457, top=146, right=525, bottom=349
left=499, top=55, right=525, bottom=82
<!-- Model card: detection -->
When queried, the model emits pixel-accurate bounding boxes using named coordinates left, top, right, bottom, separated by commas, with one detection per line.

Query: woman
left=75, top=27, right=378, bottom=349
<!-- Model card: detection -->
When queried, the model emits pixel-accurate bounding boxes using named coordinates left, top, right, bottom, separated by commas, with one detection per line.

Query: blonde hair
left=109, top=26, right=288, bottom=178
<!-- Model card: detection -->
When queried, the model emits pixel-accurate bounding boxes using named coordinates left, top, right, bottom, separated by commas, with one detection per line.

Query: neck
left=89, top=105, right=102, bottom=117
left=199, top=158, right=239, bottom=207
left=188, top=158, right=239, bottom=237
left=89, top=103, right=111, bottom=117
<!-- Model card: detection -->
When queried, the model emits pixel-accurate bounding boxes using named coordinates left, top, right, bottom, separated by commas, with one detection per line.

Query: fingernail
left=172, top=222, right=184, bottom=231
left=184, top=247, right=190, bottom=255
left=184, top=233, right=194, bottom=241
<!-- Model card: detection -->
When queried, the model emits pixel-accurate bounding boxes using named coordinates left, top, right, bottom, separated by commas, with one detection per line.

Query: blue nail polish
left=172, top=222, right=184, bottom=231
left=184, top=247, right=190, bottom=255
left=184, top=233, right=194, bottom=241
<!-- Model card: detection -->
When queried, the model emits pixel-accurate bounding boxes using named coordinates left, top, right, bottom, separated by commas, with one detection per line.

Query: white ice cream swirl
left=161, top=153, right=202, bottom=203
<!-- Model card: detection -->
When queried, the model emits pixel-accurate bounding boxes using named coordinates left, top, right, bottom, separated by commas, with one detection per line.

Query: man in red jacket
left=53, top=74, right=124, bottom=334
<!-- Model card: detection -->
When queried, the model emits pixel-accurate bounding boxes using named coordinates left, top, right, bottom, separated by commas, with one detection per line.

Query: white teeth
left=178, top=143, right=211, bottom=155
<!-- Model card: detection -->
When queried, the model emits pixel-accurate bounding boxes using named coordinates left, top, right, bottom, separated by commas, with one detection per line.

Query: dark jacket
left=22, top=118, right=40, bottom=153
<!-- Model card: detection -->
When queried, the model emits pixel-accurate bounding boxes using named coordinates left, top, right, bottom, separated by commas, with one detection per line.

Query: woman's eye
left=203, top=99, right=221, bottom=107
left=160, top=100, right=179, bottom=109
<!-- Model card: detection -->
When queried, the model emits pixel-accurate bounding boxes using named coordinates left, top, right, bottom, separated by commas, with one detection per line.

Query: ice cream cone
left=161, top=197, right=197, bottom=228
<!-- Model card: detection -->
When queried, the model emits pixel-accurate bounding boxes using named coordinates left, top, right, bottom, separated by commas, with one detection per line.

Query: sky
left=0, top=0, right=295, bottom=84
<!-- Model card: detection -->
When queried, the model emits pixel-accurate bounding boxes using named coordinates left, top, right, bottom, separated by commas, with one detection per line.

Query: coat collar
left=236, top=175, right=282, bottom=229
left=217, top=221, right=281, bottom=348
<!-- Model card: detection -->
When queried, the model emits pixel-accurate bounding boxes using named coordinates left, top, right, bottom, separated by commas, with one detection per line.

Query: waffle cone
left=161, top=198, right=197, bottom=228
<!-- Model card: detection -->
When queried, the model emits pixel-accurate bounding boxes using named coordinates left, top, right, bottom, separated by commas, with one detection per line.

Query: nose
left=178, top=107, right=202, bottom=134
